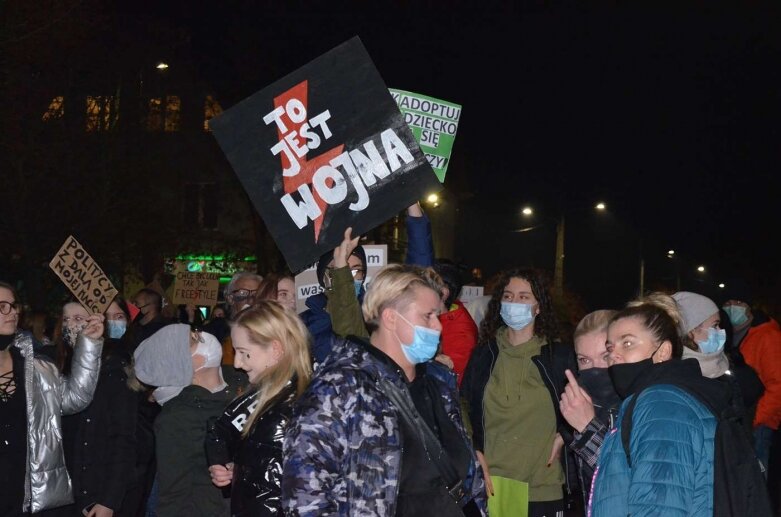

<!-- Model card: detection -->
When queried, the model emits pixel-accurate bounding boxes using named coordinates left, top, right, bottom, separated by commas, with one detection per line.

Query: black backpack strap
left=377, top=377, right=465, bottom=501
left=620, top=390, right=643, bottom=468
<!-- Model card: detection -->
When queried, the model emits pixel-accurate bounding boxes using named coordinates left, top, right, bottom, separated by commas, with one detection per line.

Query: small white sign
left=458, top=285, right=484, bottom=303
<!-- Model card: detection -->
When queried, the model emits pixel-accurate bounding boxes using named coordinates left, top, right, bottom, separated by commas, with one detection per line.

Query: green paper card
left=487, top=475, right=529, bottom=517
left=389, top=88, right=461, bottom=182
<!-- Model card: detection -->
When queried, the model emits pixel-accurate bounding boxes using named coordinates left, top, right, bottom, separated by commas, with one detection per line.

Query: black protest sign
left=49, top=235, right=118, bottom=314
left=209, top=36, right=441, bottom=272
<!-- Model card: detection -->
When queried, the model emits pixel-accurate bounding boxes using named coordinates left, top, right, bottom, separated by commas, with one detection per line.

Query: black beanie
left=316, top=245, right=367, bottom=288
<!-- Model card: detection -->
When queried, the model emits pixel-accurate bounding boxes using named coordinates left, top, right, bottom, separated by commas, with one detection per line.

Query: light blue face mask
left=697, top=327, right=726, bottom=354
left=107, top=320, right=127, bottom=339
left=395, top=312, right=441, bottom=364
left=500, top=302, right=535, bottom=330
left=723, top=305, right=748, bottom=327
left=354, top=280, right=364, bottom=297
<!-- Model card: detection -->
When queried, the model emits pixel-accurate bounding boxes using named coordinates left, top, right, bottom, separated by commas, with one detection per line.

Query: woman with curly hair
left=461, top=268, right=576, bottom=517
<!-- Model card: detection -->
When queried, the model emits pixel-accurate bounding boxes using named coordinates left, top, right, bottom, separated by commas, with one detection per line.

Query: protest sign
left=389, top=89, right=461, bottom=182
left=458, top=285, right=484, bottom=304
left=171, top=263, right=220, bottom=306
left=49, top=235, right=118, bottom=314
left=294, top=244, right=387, bottom=313
left=209, top=37, right=441, bottom=272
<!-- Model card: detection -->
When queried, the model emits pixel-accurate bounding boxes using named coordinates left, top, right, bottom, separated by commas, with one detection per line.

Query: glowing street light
left=156, top=62, right=169, bottom=70
left=595, top=202, right=606, bottom=210
left=521, top=207, right=533, bottom=216
left=697, top=265, right=706, bottom=273
left=718, top=283, right=726, bottom=289
left=667, top=249, right=675, bottom=256
left=426, top=193, right=439, bottom=204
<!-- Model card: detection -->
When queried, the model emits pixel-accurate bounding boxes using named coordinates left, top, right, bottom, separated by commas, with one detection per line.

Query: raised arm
left=61, top=313, right=104, bottom=415
left=328, top=227, right=368, bottom=339
left=405, top=202, right=434, bottom=267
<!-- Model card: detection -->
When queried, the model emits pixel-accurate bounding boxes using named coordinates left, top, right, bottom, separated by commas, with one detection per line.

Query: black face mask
left=608, top=358, right=655, bottom=400
left=578, top=367, right=620, bottom=408
left=0, top=334, right=14, bottom=351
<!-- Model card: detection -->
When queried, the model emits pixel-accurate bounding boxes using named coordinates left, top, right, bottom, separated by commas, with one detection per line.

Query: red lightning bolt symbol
left=273, top=80, right=343, bottom=242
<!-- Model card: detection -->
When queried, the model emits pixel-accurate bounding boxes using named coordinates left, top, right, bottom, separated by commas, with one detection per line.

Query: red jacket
left=439, top=300, right=478, bottom=386
left=741, top=318, right=781, bottom=429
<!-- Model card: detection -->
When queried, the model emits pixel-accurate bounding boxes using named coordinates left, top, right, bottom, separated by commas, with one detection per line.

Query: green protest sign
left=389, top=89, right=461, bottom=182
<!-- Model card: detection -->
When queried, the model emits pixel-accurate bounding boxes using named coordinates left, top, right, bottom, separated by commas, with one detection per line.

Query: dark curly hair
left=478, top=268, right=559, bottom=345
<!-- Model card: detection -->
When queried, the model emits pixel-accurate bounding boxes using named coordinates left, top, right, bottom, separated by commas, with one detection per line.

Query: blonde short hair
left=574, top=310, right=618, bottom=341
left=362, top=264, right=444, bottom=333
left=232, top=300, right=312, bottom=436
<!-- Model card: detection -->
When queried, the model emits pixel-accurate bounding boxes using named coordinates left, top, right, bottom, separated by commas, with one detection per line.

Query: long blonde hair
left=232, top=301, right=312, bottom=436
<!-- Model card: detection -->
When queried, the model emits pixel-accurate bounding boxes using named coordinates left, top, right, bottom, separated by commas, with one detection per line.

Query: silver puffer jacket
left=13, top=332, right=102, bottom=513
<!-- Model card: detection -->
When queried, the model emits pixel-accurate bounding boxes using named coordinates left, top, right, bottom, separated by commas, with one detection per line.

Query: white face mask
left=192, top=333, right=223, bottom=371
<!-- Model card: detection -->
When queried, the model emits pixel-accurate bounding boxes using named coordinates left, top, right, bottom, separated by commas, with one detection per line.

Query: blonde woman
left=205, top=301, right=311, bottom=516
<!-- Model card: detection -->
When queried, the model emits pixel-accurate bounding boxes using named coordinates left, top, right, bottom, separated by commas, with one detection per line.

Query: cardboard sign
left=458, top=285, right=485, bottom=304
left=389, top=89, right=461, bottom=182
left=171, top=264, right=220, bottom=306
left=209, top=37, right=441, bottom=272
left=49, top=235, right=118, bottom=314
left=294, top=244, right=387, bottom=313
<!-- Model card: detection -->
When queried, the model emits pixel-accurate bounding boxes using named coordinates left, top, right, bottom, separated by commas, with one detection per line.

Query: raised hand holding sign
left=209, top=37, right=441, bottom=272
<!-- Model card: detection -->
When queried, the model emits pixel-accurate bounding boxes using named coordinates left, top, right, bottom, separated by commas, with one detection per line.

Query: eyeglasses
left=63, top=315, right=87, bottom=325
left=229, top=289, right=257, bottom=301
left=0, top=301, right=19, bottom=315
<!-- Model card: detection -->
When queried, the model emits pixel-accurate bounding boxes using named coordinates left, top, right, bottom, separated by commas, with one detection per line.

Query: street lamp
left=697, top=265, right=706, bottom=273
left=156, top=62, right=169, bottom=70
left=514, top=202, right=606, bottom=301
left=662, top=249, right=680, bottom=290
left=426, top=193, right=439, bottom=204
left=718, top=283, right=726, bottom=289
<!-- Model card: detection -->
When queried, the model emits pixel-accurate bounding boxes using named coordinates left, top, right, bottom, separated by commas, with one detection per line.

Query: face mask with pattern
left=64, top=322, right=88, bottom=348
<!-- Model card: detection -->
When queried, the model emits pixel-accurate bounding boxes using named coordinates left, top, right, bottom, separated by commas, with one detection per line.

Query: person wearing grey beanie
left=133, top=324, right=244, bottom=516
left=674, top=291, right=767, bottom=468
left=672, top=291, right=729, bottom=379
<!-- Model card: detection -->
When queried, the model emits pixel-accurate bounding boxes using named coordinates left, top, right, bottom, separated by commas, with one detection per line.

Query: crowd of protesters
left=2, top=202, right=780, bottom=517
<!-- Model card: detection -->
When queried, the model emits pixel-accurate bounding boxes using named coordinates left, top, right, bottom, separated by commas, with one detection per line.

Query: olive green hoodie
left=483, top=328, right=563, bottom=502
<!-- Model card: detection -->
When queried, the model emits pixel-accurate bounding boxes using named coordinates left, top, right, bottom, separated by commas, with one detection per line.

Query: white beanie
left=672, top=291, right=719, bottom=334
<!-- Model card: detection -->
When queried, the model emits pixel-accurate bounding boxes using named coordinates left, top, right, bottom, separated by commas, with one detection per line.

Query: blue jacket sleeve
left=626, top=388, right=712, bottom=517
left=405, top=213, right=434, bottom=266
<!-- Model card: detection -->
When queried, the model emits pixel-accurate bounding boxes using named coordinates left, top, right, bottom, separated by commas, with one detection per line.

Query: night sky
left=8, top=1, right=781, bottom=311
left=182, top=2, right=781, bottom=309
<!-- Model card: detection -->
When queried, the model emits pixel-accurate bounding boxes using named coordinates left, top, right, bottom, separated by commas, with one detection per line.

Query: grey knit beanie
left=672, top=291, right=719, bottom=334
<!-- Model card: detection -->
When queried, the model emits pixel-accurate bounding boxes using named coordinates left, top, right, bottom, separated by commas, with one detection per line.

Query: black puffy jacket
left=205, top=384, right=296, bottom=516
